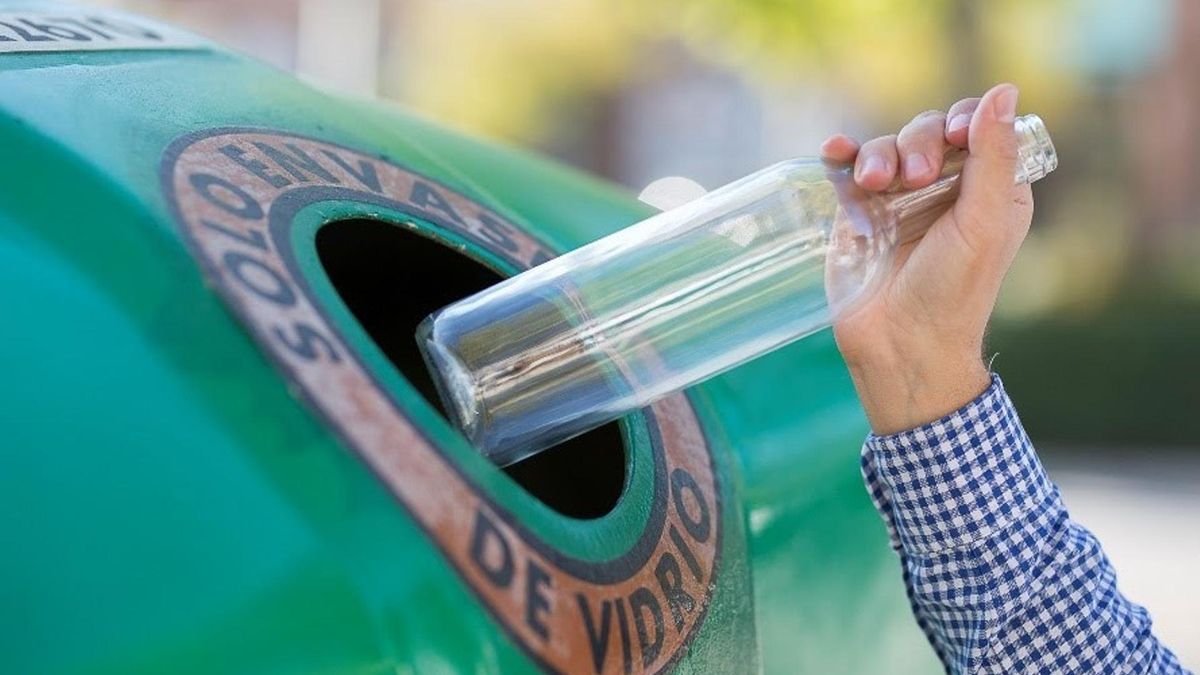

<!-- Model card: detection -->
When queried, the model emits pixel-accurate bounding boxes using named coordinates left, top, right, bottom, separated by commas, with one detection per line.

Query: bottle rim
left=1015, top=114, right=1058, bottom=184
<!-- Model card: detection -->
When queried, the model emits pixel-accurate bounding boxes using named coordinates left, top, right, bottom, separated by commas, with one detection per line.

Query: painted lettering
left=272, top=322, right=341, bottom=363
left=668, top=524, right=703, bottom=583
left=0, top=20, right=50, bottom=41
left=614, top=596, right=634, bottom=675
left=468, top=510, right=514, bottom=588
left=51, top=17, right=113, bottom=40
left=253, top=142, right=340, bottom=184
left=88, top=15, right=160, bottom=40
left=321, top=150, right=383, bottom=193
left=200, top=219, right=268, bottom=252
left=577, top=594, right=613, bottom=674
left=629, top=587, right=664, bottom=668
left=189, top=172, right=264, bottom=220
left=524, top=559, right=553, bottom=642
left=222, top=251, right=296, bottom=306
left=19, top=17, right=88, bottom=41
left=671, top=468, right=711, bottom=543
left=166, top=130, right=720, bottom=675
left=219, top=144, right=291, bottom=189
left=476, top=212, right=519, bottom=253
left=410, top=180, right=464, bottom=225
left=654, top=552, right=695, bottom=632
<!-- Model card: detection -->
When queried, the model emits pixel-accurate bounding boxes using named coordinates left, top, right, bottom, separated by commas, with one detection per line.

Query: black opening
left=316, top=218, right=626, bottom=519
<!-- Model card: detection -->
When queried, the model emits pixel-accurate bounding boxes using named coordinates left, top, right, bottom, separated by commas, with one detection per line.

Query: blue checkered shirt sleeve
left=861, top=374, right=1190, bottom=674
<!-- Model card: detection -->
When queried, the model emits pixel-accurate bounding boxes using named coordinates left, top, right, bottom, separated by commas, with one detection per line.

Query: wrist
left=847, top=349, right=991, bottom=436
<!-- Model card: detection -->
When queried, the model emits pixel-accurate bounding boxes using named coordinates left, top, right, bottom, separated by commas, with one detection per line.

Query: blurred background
left=84, top=0, right=1199, bottom=664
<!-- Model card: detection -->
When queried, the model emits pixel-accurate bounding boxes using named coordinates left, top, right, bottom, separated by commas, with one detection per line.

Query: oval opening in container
left=315, top=218, right=626, bottom=519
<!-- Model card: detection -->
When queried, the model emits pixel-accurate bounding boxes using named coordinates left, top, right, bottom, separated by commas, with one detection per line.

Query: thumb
left=954, top=83, right=1032, bottom=253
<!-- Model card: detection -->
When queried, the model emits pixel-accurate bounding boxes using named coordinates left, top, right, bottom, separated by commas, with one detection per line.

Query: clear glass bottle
left=419, top=115, right=1057, bottom=465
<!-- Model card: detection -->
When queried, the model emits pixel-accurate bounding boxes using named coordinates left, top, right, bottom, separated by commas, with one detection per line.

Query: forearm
left=862, top=375, right=1189, bottom=674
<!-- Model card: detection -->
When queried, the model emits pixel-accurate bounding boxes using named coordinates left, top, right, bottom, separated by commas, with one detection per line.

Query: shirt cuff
left=861, top=374, right=1055, bottom=556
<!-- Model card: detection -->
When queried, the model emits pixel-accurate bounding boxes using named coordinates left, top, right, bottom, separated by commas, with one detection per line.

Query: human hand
left=821, top=84, right=1034, bottom=435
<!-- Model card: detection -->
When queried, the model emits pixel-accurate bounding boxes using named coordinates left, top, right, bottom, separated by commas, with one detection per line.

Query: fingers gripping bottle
left=419, top=115, right=1057, bottom=465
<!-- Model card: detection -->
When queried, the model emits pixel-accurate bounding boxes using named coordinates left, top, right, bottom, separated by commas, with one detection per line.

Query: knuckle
left=947, top=98, right=982, bottom=121
left=951, top=96, right=981, bottom=112
left=912, top=109, right=945, bottom=123
left=899, top=113, right=945, bottom=145
left=862, top=134, right=898, bottom=155
left=867, top=133, right=897, bottom=147
left=912, top=108, right=940, bottom=123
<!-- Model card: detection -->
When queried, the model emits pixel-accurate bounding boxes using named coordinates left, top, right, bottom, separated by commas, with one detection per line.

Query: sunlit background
left=85, top=0, right=1199, bottom=665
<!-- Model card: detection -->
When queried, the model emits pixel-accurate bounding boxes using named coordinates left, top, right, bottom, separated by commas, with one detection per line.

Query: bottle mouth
left=1014, top=114, right=1058, bottom=184
left=417, top=314, right=484, bottom=445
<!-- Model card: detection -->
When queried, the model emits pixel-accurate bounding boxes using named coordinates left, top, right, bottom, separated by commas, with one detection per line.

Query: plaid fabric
left=862, top=374, right=1190, bottom=674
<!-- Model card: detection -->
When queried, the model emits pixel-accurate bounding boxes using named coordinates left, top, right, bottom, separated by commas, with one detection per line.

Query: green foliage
left=990, top=283, right=1200, bottom=448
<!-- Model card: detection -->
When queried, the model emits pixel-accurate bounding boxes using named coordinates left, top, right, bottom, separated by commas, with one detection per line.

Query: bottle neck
left=880, top=113, right=1057, bottom=245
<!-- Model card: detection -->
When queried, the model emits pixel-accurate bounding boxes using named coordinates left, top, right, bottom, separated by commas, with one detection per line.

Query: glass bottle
left=419, top=114, right=1057, bottom=465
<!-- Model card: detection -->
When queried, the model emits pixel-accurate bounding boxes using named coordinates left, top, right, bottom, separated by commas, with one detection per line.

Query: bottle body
left=420, top=160, right=892, bottom=464
left=419, top=115, right=1056, bottom=465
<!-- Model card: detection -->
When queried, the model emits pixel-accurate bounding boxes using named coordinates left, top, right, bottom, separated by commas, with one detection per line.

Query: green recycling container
left=0, top=3, right=938, bottom=673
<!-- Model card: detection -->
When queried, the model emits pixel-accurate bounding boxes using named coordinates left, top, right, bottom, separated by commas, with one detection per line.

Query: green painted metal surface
left=0, top=2, right=939, bottom=673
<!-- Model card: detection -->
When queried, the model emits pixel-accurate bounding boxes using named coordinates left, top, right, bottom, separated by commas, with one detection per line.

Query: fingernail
left=993, top=86, right=1018, bottom=124
left=904, top=153, right=930, bottom=181
left=947, top=113, right=970, bottom=134
left=858, top=155, right=886, bottom=181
